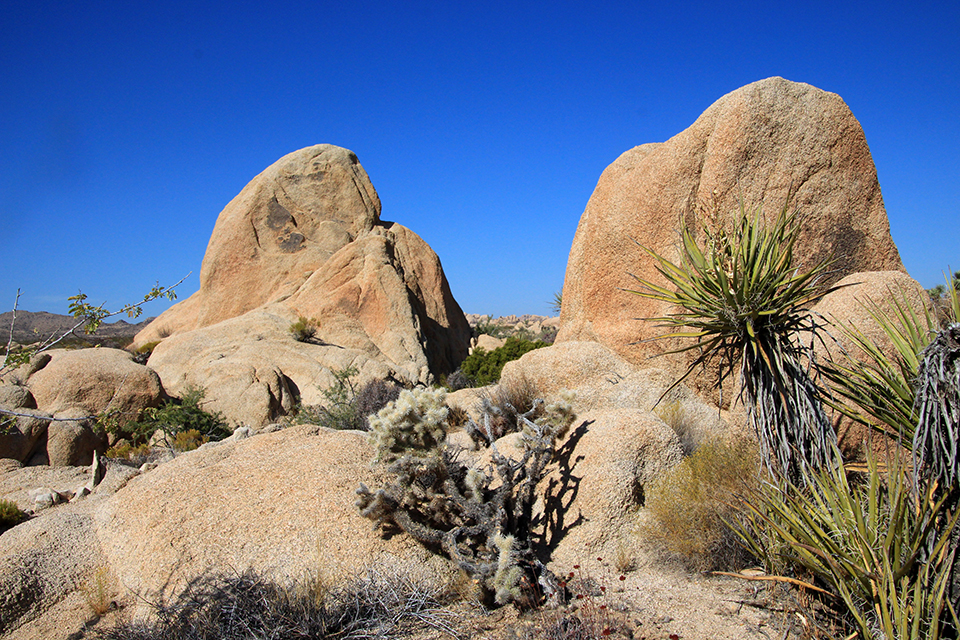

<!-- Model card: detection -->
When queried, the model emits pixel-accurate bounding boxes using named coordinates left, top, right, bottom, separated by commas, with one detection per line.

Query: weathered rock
left=143, top=145, right=382, bottom=334
left=146, top=306, right=413, bottom=426
left=558, top=77, right=904, bottom=376
left=45, top=407, right=107, bottom=467
left=135, top=145, right=471, bottom=425
left=500, top=341, right=735, bottom=445
left=544, top=409, right=685, bottom=559
left=0, top=383, right=36, bottom=409
left=95, top=425, right=450, bottom=606
left=0, top=409, right=49, bottom=464
left=25, top=348, right=163, bottom=419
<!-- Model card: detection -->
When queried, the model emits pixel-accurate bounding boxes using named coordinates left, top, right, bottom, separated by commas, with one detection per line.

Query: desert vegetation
left=357, top=387, right=575, bottom=608
left=450, top=336, right=550, bottom=388
left=288, top=366, right=403, bottom=431
left=630, top=199, right=960, bottom=638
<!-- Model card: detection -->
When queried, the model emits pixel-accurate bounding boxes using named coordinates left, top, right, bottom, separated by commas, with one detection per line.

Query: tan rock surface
left=25, top=348, right=163, bottom=418
left=146, top=145, right=381, bottom=334
left=94, top=424, right=444, bottom=606
left=558, top=77, right=904, bottom=375
left=500, top=341, right=735, bottom=442
left=146, top=305, right=417, bottom=426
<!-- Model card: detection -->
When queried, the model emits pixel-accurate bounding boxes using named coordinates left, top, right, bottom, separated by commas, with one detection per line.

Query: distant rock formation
left=557, top=77, right=904, bottom=371
left=135, top=145, right=471, bottom=426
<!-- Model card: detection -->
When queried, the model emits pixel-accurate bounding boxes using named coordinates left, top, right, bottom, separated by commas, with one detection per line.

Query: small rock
left=231, top=426, right=253, bottom=441
left=71, top=486, right=91, bottom=502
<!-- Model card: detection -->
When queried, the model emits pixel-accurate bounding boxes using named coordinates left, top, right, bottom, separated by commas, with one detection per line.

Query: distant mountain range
left=0, top=310, right=153, bottom=347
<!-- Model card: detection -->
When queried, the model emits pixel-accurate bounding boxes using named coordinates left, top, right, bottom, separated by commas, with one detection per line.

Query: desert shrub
left=123, top=385, right=230, bottom=445
left=91, top=566, right=455, bottom=640
left=132, top=340, right=161, bottom=365
left=442, top=368, right=474, bottom=391
left=471, top=373, right=540, bottom=445
left=355, top=378, right=402, bottom=431
left=289, top=316, right=319, bottom=342
left=626, top=199, right=842, bottom=483
left=458, top=337, right=548, bottom=387
left=733, top=455, right=960, bottom=640
left=105, top=442, right=154, bottom=466
left=0, top=498, right=27, bottom=533
left=653, top=399, right=699, bottom=456
left=642, top=436, right=759, bottom=571
left=172, top=429, right=207, bottom=452
left=82, top=566, right=117, bottom=616
left=357, top=387, right=576, bottom=607
left=293, top=368, right=400, bottom=431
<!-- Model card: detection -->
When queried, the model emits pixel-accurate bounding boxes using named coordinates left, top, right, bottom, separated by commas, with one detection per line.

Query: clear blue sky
left=2, top=1, right=957, bottom=319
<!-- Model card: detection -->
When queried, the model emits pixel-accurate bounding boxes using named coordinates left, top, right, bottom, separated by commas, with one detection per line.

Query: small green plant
left=550, top=290, right=563, bottom=315
left=289, top=316, right=319, bottom=342
left=643, top=436, right=758, bottom=571
left=458, top=337, right=549, bottom=387
left=0, top=498, right=28, bottom=533
left=625, top=198, right=843, bottom=482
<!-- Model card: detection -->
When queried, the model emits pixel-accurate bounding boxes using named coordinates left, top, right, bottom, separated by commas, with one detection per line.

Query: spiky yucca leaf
left=733, top=456, right=960, bottom=640
left=823, top=271, right=960, bottom=451
left=626, top=202, right=842, bottom=480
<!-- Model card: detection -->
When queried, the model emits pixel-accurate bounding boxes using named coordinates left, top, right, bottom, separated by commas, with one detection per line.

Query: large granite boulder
left=557, top=77, right=904, bottom=377
left=24, top=348, right=163, bottom=419
left=136, top=145, right=471, bottom=425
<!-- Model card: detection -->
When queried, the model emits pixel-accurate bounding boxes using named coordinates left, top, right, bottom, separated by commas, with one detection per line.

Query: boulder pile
left=136, top=145, right=471, bottom=426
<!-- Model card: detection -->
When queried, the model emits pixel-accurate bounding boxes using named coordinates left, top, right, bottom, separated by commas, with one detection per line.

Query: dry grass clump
left=642, top=435, right=759, bottom=571
left=81, top=566, right=118, bottom=617
left=474, top=372, right=540, bottom=442
left=93, top=565, right=458, bottom=640
left=654, top=399, right=699, bottom=456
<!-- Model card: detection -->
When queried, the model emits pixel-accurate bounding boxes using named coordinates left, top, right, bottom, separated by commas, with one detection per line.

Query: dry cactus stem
left=357, top=388, right=575, bottom=608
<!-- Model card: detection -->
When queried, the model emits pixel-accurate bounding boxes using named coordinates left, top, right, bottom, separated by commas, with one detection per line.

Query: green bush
left=0, top=498, right=27, bottom=533
left=289, top=316, right=319, bottom=342
left=124, top=385, right=230, bottom=445
left=457, top=336, right=548, bottom=387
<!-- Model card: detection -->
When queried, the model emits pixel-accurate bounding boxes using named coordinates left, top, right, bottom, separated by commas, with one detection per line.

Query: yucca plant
left=732, top=455, right=960, bottom=639
left=822, top=274, right=960, bottom=446
left=913, top=322, right=960, bottom=498
left=626, top=200, right=843, bottom=482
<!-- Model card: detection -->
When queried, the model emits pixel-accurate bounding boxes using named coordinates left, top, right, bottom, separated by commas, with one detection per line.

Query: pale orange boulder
left=25, top=348, right=163, bottom=419
left=558, top=77, right=904, bottom=375
left=135, top=145, right=470, bottom=424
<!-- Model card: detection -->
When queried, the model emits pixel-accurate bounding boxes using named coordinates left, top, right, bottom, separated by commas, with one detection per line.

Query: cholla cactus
left=356, top=387, right=574, bottom=608
left=368, top=387, right=448, bottom=463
